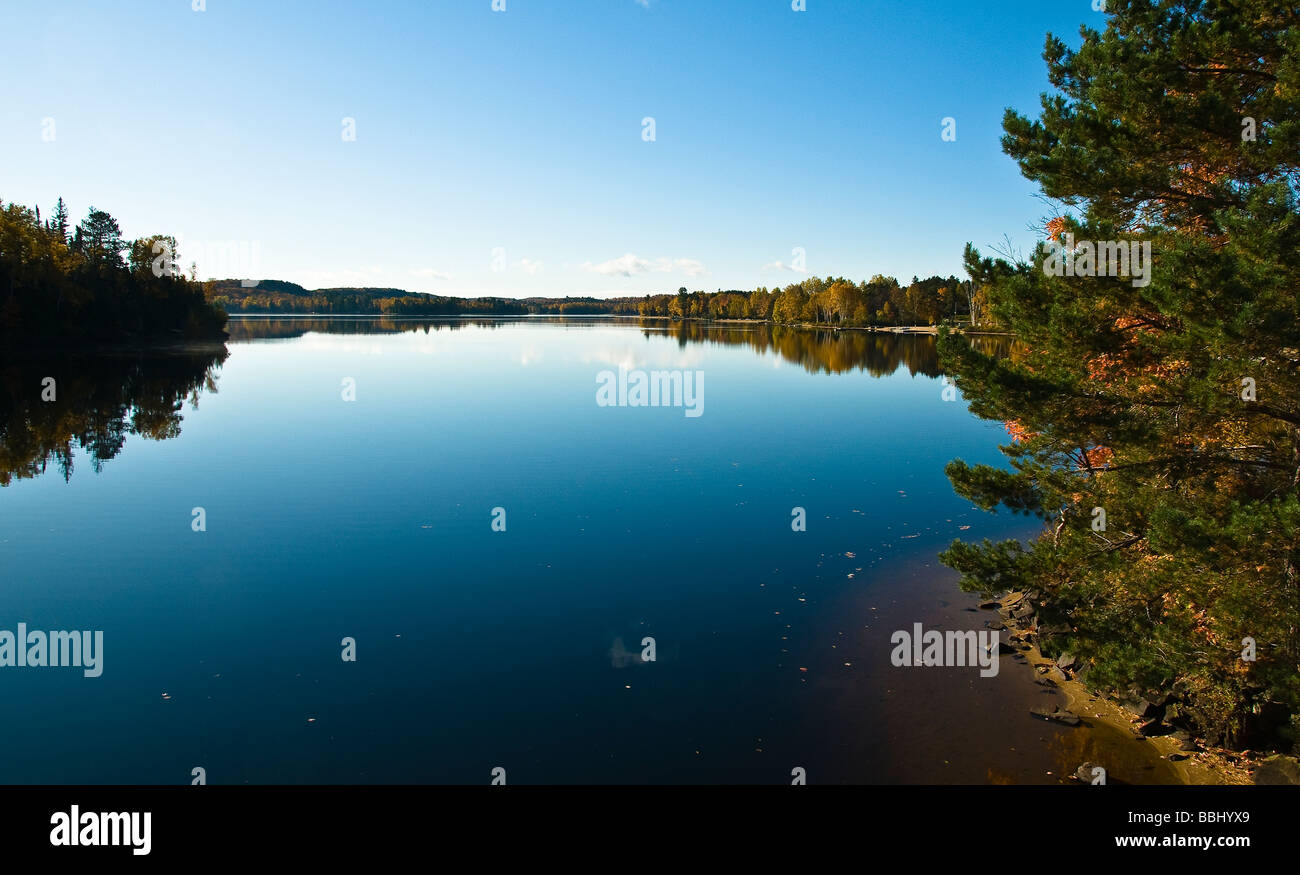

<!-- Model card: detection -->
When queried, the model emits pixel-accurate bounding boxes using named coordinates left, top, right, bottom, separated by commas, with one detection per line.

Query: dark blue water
left=1, top=318, right=1125, bottom=784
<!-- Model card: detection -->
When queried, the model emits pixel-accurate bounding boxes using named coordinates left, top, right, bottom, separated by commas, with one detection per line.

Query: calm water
left=0, top=318, right=1168, bottom=784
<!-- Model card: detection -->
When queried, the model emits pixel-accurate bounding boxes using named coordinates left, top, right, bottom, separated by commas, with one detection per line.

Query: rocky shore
left=981, top=591, right=1300, bottom=785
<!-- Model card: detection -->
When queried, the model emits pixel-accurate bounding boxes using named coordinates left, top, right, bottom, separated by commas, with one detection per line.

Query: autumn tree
left=939, top=0, right=1300, bottom=749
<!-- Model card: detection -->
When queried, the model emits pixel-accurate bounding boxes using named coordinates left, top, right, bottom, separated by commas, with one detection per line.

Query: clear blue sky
left=2, top=0, right=1099, bottom=298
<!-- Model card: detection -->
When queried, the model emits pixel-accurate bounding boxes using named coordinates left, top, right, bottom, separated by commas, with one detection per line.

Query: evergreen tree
left=51, top=197, right=69, bottom=244
left=938, top=0, right=1300, bottom=749
left=77, top=207, right=126, bottom=264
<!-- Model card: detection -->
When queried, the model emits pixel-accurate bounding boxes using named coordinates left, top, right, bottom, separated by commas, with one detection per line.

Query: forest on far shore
left=209, top=272, right=983, bottom=328
left=2, top=196, right=979, bottom=334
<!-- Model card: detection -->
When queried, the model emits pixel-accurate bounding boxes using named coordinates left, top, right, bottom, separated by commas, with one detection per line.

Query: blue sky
left=2, top=0, right=1100, bottom=298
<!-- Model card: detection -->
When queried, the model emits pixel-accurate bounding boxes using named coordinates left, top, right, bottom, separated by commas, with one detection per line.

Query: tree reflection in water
left=225, top=315, right=1012, bottom=377
left=1, top=319, right=1009, bottom=485
left=0, top=345, right=227, bottom=485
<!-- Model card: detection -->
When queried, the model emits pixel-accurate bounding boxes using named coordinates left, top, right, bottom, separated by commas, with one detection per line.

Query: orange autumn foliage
left=1079, top=445, right=1114, bottom=470
left=1004, top=419, right=1037, bottom=443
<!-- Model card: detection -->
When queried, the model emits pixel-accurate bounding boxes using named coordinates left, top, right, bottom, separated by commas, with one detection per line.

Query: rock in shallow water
left=1031, top=705, right=1081, bottom=727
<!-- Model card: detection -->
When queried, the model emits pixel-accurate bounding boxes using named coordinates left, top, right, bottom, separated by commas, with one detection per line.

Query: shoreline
left=221, top=312, right=1014, bottom=336
left=0, top=336, right=229, bottom=358
left=991, top=591, right=1279, bottom=785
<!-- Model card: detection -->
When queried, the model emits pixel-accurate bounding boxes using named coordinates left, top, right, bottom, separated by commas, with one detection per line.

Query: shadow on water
left=0, top=345, right=227, bottom=486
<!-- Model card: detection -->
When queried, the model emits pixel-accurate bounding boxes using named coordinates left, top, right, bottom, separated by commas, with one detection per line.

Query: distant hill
left=206, top=279, right=654, bottom=316
left=205, top=280, right=527, bottom=315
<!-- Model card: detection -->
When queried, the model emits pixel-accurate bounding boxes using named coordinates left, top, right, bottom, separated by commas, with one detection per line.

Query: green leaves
left=942, top=0, right=1300, bottom=748
left=938, top=538, right=1031, bottom=598
left=945, top=460, right=1045, bottom=517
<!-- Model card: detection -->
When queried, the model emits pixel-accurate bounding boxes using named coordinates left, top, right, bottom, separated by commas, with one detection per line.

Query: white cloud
left=761, top=260, right=807, bottom=274
left=580, top=253, right=707, bottom=277
left=581, top=253, right=653, bottom=276
left=410, top=268, right=452, bottom=281
left=518, top=258, right=544, bottom=275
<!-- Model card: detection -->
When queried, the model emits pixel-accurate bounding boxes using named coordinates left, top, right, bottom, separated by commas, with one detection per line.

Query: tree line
left=0, top=198, right=227, bottom=344
left=520, top=274, right=988, bottom=327
left=208, top=279, right=528, bottom=316
left=211, top=274, right=988, bottom=329
left=631, top=274, right=978, bottom=326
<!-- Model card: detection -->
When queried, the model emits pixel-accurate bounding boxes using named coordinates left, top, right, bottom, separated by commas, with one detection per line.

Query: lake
left=0, top=317, right=1165, bottom=783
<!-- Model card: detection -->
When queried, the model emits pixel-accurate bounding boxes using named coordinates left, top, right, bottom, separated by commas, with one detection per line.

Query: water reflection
left=225, top=315, right=1012, bottom=377
left=0, top=345, right=226, bottom=485
left=2, top=319, right=1012, bottom=485
left=223, top=316, right=514, bottom=342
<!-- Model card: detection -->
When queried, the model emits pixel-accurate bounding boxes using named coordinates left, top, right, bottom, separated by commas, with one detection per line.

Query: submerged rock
left=1031, top=705, right=1081, bottom=727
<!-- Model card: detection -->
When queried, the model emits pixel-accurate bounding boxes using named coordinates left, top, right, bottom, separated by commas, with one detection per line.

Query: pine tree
left=51, top=197, right=69, bottom=244
left=938, top=0, right=1300, bottom=749
left=76, top=207, right=126, bottom=263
